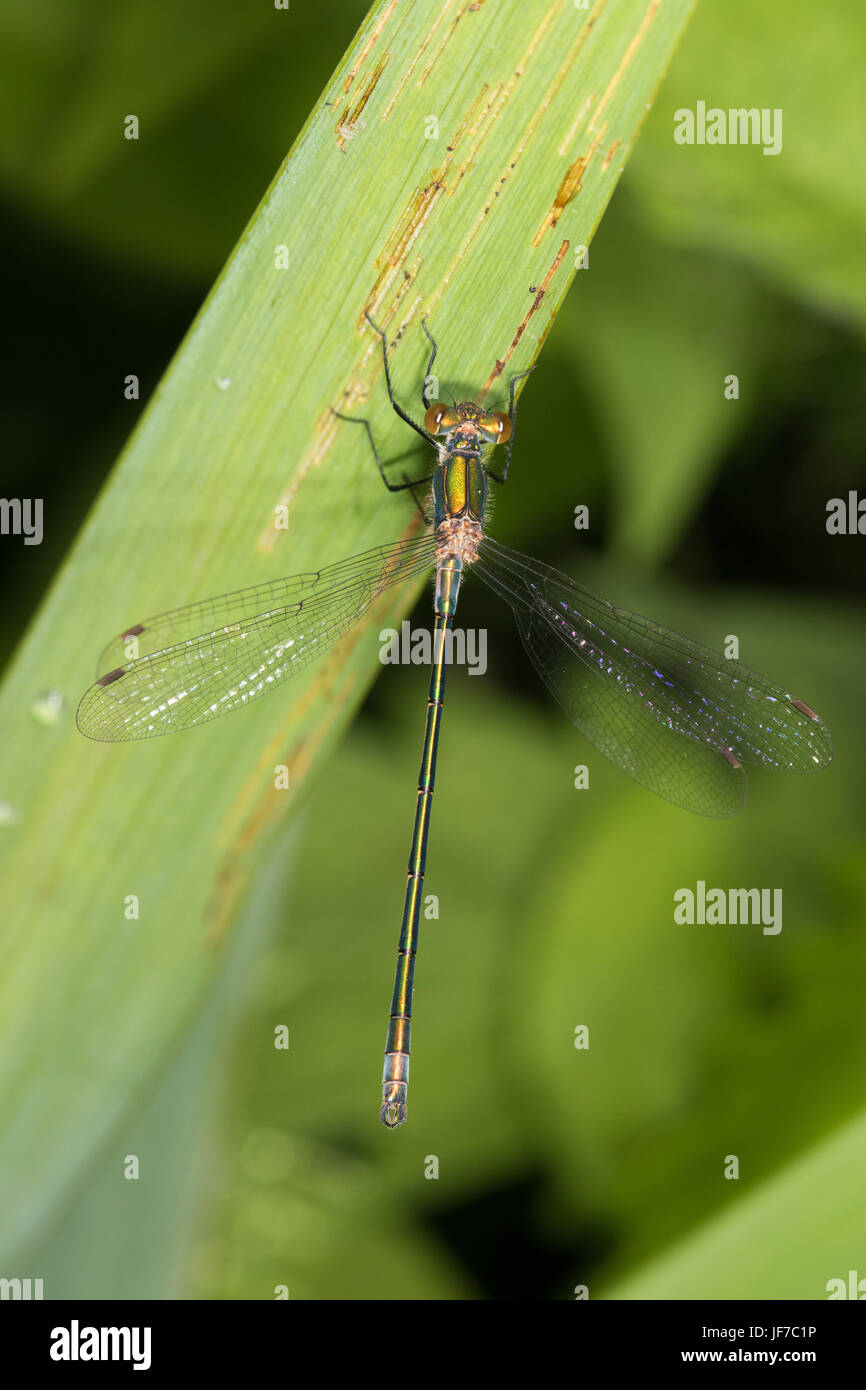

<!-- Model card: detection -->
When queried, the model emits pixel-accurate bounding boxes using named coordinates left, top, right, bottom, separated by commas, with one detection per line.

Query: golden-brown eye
left=424, top=403, right=449, bottom=433
left=492, top=411, right=512, bottom=444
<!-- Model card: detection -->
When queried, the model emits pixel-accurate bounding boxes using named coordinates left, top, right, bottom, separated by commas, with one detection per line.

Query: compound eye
left=492, top=411, right=512, bottom=444
left=424, top=403, right=449, bottom=434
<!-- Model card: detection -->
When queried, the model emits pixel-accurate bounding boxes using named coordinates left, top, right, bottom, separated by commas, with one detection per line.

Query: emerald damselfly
left=78, top=315, right=832, bottom=1127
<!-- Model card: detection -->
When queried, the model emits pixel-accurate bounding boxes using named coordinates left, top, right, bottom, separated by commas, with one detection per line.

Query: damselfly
left=77, top=315, right=833, bottom=1127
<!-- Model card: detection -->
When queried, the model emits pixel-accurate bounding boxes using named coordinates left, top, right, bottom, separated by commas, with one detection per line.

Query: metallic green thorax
left=432, top=446, right=488, bottom=528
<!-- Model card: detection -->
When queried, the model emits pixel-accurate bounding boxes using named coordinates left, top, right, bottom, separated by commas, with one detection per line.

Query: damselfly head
left=424, top=401, right=511, bottom=445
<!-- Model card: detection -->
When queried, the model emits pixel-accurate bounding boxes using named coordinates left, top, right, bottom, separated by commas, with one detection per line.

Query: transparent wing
left=77, top=533, right=436, bottom=742
left=475, top=536, right=832, bottom=818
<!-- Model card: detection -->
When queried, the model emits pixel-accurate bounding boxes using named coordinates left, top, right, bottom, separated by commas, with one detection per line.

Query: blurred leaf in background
left=0, top=0, right=367, bottom=664
left=0, top=0, right=367, bottom=279
left=629, top=0, right=866, bottom=326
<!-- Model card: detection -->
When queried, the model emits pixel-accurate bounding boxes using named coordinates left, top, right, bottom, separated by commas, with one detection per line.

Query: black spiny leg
left=420, top=318, right=439, bottom=409
left=331, top=407, right=434, bottom=495
left=485, top=365, right=536, bottom=485
left=364, top=311, right=437, bottom=447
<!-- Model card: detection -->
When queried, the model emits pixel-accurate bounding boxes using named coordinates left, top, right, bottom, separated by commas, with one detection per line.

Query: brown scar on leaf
left=557, top=91, right=596, bottom=158
left=365, top=79, right=498, bottom=314
left=550, top=0, right=608, bottom=156
left=480, top=238, right=569, bottom=397
left=364, top=280, right=424, bottom=344
left=447, top=0, right=572, bottom=197
left=418, top=0, right=485, bottom=89
left=380, top=0, right=463, bottom=120
left=538, top=0, right=655, bottom=236
left=534, top=123, right=607, bottom=244
left=341, top=0, right=398, bottom=95
left=448, top=83, right=507, bottom=194
left=335, top=54, right=390, bottom=150
left=365, top=172, right=447, bottom=314
left=422, top=5, right=567, bottom=326
left=602, top=138, right=621, bottom=171
left=375, top=0, right=566, bottom=332
left=590, top=0, right=661, bottom=129
left=491, top=3, right=570, bottom=171
left=385, top=0, right=560, bottom=292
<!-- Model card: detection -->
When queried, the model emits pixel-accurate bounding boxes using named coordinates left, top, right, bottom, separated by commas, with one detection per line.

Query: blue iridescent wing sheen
left=77, top=534, right=436, bottom=742
left=475, top=536, right=832, bottom=818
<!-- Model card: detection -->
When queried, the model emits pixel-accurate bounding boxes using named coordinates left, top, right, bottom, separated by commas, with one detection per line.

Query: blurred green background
left=2, top=0, right=865, bottom=1299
